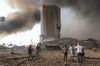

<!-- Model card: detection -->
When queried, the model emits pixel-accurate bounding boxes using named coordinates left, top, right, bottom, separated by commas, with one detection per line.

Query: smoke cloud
left=0, top=0, right=100, bottom=40
left=42, top=0, right=100, bottom=17
left=61, top=8, right=100, bottom=40
left=41, top=0, right=100, bottom=40
left=0, top=0, right=40, bottom=36
left=57, top=0, right=100, bottom=40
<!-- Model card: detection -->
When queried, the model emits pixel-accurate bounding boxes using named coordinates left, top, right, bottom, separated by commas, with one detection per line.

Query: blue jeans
left=77, top=53, right=82, bottom=63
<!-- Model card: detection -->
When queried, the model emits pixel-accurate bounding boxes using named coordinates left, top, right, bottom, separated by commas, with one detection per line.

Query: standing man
left=62, top=45, right=68, bottom=61
left=69, top=44, right=75, bottom=62
left=75, top=43, right=84, bottom=63
left=28, top=45, right=33, bottom=60
left=36, top=45, right=41, bottom=57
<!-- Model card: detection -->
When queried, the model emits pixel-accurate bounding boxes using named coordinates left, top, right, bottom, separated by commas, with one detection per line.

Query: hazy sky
left=0, top=0, right=40, bottom=45
left=61, top=8, right=100, bottom=40
left=0, top=0, right=100, bottom=46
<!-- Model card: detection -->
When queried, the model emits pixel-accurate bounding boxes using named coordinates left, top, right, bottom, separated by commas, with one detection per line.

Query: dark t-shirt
left=28, top=46, right=32, bottom=53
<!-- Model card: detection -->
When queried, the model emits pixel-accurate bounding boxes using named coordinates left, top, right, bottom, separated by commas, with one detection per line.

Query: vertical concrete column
left=40, top=6, right=45, bottom=47
left=41, top=5, right=61, bottom=42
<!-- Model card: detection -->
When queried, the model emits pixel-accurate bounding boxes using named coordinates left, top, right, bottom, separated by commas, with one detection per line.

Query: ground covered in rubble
left=0, top=49, right=100, bottom=66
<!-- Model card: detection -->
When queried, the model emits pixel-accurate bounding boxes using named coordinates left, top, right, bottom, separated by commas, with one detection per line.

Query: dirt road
left=0, top=50, right=100, bottom=66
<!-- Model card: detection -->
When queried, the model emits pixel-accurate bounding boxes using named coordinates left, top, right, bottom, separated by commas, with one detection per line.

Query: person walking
left=75, top=43, right=84, bottom=63
left=36, top=45, right=41, bottom=57
left=62, top=45, right=68, bottom=61
left=69, top=44, right=75, bottom=62
left=28, top=45, right=33, bottom=60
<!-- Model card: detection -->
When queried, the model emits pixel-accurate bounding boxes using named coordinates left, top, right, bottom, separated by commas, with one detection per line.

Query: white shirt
left=75, top=45, right=83, bottom=53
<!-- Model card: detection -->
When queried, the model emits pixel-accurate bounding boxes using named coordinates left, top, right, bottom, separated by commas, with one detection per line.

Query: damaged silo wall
left=41, top=5, right=61, bottom=41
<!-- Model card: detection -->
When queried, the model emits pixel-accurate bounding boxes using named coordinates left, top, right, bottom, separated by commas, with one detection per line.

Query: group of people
left=63, top=43, right=84, bottom=63
left=27, top=43, right=84, bottom=63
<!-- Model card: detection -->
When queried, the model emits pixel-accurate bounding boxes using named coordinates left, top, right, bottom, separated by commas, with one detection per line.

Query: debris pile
left=44, top=37, right=100, bottom=49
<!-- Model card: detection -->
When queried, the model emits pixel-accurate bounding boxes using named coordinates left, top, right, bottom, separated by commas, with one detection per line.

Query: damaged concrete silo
left=40, top=5, right=61, bottom=43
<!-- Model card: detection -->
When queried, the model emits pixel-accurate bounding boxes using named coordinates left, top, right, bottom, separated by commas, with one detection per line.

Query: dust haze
left=43, top=0, right=100, bottom=40
left=0, top=0, right=100, bottom=40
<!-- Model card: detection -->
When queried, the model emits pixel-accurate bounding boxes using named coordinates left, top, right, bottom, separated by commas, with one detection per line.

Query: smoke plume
left=0, top=0, right=40, bottom=36
left=42, top=0, right=100, bottom=17
left=1, top=0, right=100, bottom=40
left=42, top=0, right=100, bottom=40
